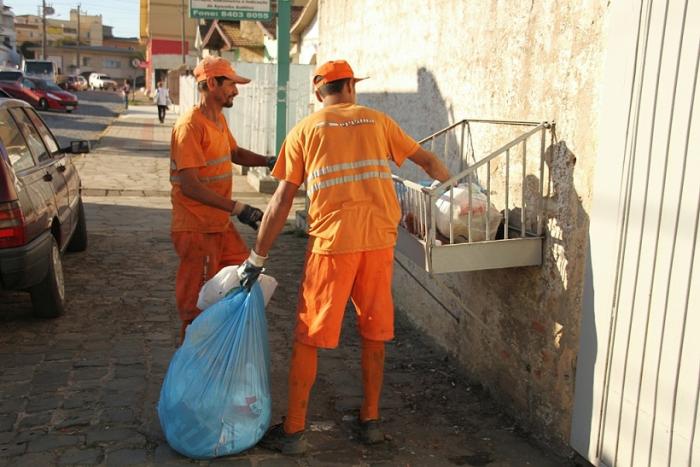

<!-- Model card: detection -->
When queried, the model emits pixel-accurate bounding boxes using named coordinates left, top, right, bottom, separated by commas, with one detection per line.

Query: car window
left=0, top=71, right=21, bottom=81
left=22, top=79, right=36, bottom=89
left=45, top=81, right=62, bottom=92
left=9, top=108, right=50, bottom=163
left=30, top=79, right=46, bottom=90
left=25, top=109, right=60, bottom=155
left=0, top=109, right=35, bottom=171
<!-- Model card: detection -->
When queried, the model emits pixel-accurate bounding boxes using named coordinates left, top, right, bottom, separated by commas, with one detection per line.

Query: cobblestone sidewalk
left=0, top=107, right=567, bottom=466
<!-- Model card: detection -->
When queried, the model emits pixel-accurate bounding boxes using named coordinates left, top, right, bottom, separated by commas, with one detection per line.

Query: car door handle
left=43, top=172, right=53, bottom=182
left=57, top=164, right=66, bottom=173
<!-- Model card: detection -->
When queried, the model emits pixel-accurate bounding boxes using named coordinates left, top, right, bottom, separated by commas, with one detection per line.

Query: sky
left=7, top=0, right=141, bottom=38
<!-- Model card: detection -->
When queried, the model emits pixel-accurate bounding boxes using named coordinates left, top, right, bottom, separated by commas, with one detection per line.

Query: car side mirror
left=68, top=140, right=90, bottom=154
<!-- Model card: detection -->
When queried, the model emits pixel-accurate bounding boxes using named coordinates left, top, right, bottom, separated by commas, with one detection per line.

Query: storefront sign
left=189, top=0, right=272, bottom=20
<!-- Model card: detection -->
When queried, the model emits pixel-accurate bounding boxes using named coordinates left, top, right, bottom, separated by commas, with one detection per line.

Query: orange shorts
left=295, top=247, right=395, bottom=349
left=171, top=222, right=249, bottom=322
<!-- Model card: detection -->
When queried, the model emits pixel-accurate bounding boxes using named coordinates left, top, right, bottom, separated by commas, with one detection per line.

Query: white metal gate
left=178, top=61, right=314, bottom=155
left=571, top=0, right=700, bottom=466
left=224, top=62, right=314, bottom=155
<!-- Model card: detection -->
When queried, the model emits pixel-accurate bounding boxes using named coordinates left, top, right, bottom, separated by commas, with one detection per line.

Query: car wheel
left=30, top=237, right=65, bottom=318
left=67, top=199, right=88, bottom=252
left=66, top=109, right=73, bottom=113
left=39, top=98, right=48, bottom=110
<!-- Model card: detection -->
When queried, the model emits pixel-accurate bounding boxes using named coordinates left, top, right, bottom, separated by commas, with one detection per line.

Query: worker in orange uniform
left=170, top=56, right=276, bottom=344
left=237, top=60, right=452, bottom=454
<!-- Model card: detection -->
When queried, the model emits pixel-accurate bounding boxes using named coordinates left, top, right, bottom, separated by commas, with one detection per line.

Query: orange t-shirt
left=272, top=103, right=419, bottom=254
left=170, top=107, right=236, bottom=233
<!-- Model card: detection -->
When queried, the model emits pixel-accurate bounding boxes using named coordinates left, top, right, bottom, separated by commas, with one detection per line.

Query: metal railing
left=394, top=119, right=554, bottom=249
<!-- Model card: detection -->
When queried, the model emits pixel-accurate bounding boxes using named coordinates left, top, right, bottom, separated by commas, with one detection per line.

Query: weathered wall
left=316, top=0, right=610, bottom=451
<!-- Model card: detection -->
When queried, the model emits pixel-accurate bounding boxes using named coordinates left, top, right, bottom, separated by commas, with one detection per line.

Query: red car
left=0, top=72, right=38, bottom=108
left=0, top=98, right=89, bottom=317
left=0, top=73, right=78, bottom=113
left=29, top=78, right=79, bottom=113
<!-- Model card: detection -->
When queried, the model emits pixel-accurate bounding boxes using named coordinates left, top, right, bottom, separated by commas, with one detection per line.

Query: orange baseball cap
left=312, top=60, right=367, bottom=89
left=193, top=56, right=251, bottom=84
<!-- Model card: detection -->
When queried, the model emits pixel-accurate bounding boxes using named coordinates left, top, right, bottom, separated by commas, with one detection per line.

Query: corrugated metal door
left=571, top=0, right=700, bottom=466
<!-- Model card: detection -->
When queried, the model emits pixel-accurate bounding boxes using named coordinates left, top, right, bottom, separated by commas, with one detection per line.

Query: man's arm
left=232, top=146, right=274, bottom=168
left=254, top=180, right=299, bottom=256
left=407, top=146, right=451, bottom=182
left=178, top=168, right=243, bottom=215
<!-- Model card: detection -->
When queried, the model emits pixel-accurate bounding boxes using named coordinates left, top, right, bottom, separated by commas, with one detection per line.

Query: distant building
left=15, top=10, right=103, bottom=49
left=26, top=43, right=142, bottom=83
left=0, top=1, right=19, bottom=67
left=197, top=20, right=266, bottom=63
left=139, top=0, right=198, bottom=91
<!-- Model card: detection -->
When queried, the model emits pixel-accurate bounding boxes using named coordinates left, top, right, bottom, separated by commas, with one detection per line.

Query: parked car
left=0, top=76, right=41, bottom=108
left=88, top=73, right=118, bottom=91
left=0, top=98, right=89, bottom=317
left=58, top=75, right=88, bottom=91
left=28, top=78, right=78, bottom=113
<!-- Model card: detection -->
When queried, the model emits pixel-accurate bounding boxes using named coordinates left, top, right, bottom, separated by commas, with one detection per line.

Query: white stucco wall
left=316, top=0, right=611, bottom=450
left=297, top=13, right=318, bottom=65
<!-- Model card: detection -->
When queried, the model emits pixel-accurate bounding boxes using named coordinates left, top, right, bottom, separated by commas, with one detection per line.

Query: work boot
left=359, top=419, right=385, bottom=445
left=258, top=423, right=308, bottom=455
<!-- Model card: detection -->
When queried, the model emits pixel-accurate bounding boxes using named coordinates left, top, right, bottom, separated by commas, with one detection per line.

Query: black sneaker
left=258, top=423, right=308, bottom=455
left=359, top=419, right=385, bottom=445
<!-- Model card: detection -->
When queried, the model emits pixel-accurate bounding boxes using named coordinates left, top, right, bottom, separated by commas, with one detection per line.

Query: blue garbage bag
left=158, top=283, right=271, bottom=459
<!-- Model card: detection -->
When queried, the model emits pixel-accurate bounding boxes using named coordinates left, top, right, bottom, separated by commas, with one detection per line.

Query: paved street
left=0, top=105, right=568, bottom=466
left=38, top=90, right=126, bottom=148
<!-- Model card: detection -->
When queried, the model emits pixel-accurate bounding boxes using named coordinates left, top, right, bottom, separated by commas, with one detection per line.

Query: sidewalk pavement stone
left=0, top=105, right=569, bottom=466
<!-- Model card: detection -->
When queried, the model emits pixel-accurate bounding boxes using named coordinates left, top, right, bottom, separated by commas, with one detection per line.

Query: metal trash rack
left=393, top=119, right=554, bottom=274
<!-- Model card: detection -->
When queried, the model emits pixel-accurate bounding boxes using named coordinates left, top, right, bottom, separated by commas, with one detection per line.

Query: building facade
left=15, top=11, right=103, bottom=49
left=139, top=0, right=198, bottom=91
left=0, top=1, right=19, bottom=67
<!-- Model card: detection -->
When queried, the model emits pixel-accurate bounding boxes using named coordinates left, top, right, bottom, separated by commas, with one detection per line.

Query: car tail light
left=0, top=201, right=26, bottom=248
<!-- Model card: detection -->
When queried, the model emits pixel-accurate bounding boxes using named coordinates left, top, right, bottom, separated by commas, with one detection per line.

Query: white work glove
left=237, top=250, right=267, bottom=291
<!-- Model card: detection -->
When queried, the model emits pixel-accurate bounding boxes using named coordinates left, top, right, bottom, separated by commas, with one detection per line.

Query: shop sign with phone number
left=190, top=0, right=271, bottom=20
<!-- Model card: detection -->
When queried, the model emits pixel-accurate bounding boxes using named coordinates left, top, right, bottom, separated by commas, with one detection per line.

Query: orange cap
left=312, top=60, right=367, bottom=89
left=193, top=56, right=251, bottom=84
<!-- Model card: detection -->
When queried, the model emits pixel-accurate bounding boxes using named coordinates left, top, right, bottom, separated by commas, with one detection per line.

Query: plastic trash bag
left=197, top=265, right=277, bottom=311
left=158, top=284, right=271, bottom=459
left=435, top=183, right=502, bottom=242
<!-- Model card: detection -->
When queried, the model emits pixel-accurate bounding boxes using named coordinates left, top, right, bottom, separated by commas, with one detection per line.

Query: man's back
left=273, top=103, right=418, bottom=254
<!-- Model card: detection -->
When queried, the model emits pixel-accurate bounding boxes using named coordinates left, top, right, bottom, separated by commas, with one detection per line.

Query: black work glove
left=237, top=204, right=264, bottom=231
left=266, top=156, right=277, bottom=171
left=237, top=250, right=267, bottom=291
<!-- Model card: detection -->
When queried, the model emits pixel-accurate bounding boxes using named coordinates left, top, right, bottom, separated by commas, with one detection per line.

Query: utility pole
left=180, top=0, right=186, bottom=65
left=275, top=0, right=291, bottom=153
left=76, top=4, right=81, bottom=74
left=41, top=0, right=47, bottom=59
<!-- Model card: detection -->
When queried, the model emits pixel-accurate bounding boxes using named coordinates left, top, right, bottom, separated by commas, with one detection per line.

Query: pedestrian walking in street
left=122, top=80, right=131, bottom=109
left=154, top=81, right=171, bottom=123
left=170, top=56, right=277, bottom=344
left=238, top=59, right=452, bottom=454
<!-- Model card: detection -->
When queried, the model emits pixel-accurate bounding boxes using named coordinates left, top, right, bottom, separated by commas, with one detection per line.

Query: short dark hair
left=316, top=78, right=351, bottom=97
left=197, top=76, right=228, bottom=92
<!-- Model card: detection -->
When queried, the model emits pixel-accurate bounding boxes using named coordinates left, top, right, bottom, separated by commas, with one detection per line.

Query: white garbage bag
left=197, top=265, right=278, bottom=311
left=434, top=183, right=502, bottom=242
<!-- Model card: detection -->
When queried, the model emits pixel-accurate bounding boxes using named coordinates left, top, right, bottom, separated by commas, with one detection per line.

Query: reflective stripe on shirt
left=170, top=172, right=231, bottom=184
left=307, top=171, right=393, bottom=196
left=205, top=155, right=230, bottom=166
left=306, top=158, right=390, bottom=187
